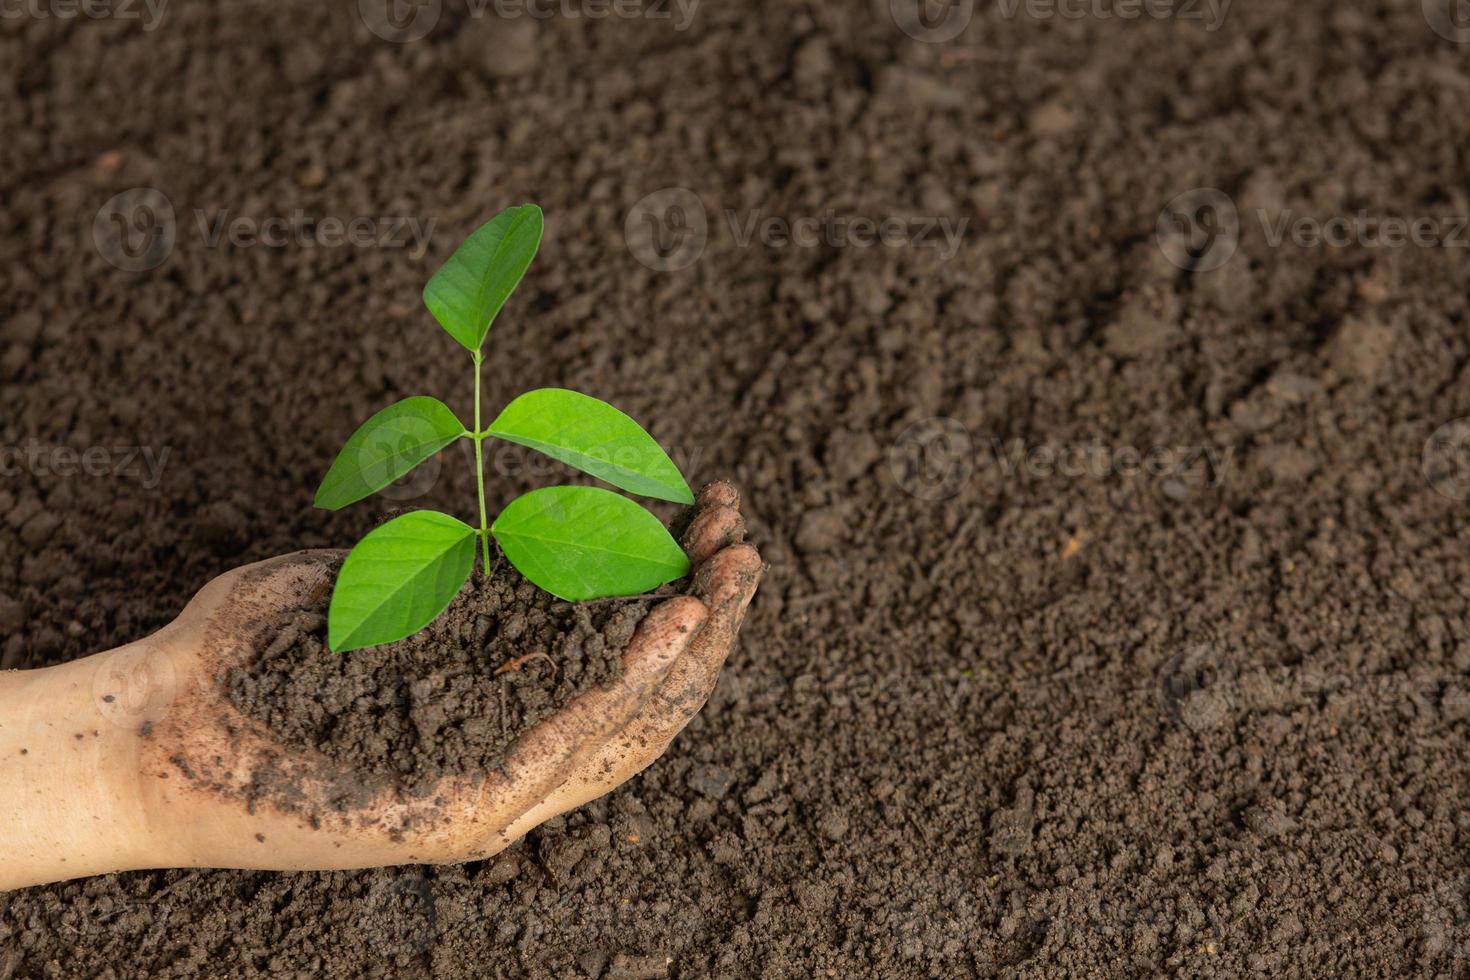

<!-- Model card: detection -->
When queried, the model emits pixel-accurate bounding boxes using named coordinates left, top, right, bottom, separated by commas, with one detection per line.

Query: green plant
left=315, top=204, right=694, bottom=652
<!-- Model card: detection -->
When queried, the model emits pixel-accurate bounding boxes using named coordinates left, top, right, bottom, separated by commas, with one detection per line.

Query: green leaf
left=315, top=397, right=467, bottom=511
left=423, top=204, right=544, bottom=352
left=492, top=486, right=690, bottom=601
left=488, top=388, right=694, bottom=504
left=328, top=511, right=477, bottom=652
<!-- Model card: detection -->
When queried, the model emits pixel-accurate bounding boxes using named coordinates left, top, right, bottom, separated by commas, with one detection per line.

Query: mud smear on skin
left=3, top=0, right=1470, bottom=977
left=223, top=549, right=651, bottom=805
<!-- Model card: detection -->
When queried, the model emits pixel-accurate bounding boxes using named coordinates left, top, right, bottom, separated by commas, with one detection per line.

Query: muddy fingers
left=500, top=540, right=764, bottom=836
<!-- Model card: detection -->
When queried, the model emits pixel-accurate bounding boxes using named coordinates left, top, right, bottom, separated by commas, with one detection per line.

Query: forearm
left=0, top=649, right=164, bottom=890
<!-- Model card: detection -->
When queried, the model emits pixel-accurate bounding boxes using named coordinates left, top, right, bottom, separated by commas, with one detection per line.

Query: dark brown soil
left=3, top=0, right=1470, bottom=977
left=223, top=552, right=647, bottom=802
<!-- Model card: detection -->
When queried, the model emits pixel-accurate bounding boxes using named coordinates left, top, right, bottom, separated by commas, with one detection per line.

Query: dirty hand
left=0, top=483, right=760, bottom=891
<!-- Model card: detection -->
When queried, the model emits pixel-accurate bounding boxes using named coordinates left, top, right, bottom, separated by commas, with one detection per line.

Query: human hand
left=0, top=483, right=760, bottom=890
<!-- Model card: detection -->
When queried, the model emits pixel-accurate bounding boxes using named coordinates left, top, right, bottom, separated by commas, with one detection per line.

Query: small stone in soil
left=686, top=765, right=736, bottom=800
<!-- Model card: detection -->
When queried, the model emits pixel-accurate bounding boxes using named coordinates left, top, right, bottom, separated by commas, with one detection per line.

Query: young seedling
left=315, top=204, right=694, bottom=652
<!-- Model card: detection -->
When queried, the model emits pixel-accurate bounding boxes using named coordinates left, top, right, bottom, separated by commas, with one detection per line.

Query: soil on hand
left=223, top=551, right=648, bottom=802
left=3, top=1, right=1470, bottom=977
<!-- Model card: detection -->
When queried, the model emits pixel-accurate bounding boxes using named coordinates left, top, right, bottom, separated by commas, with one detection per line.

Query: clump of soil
left=223, top=550, right=653, bottom=800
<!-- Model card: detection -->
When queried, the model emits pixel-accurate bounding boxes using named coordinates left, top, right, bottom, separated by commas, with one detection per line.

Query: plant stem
left=472, top=350, right=491, bottom=571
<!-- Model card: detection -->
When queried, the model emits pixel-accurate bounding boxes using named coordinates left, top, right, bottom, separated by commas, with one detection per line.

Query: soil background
left=3, top=0, right=1470, bottom=976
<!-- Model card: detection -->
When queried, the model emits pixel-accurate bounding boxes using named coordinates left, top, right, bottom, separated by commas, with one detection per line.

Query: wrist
left=0, top=643, right=170, bottom=890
